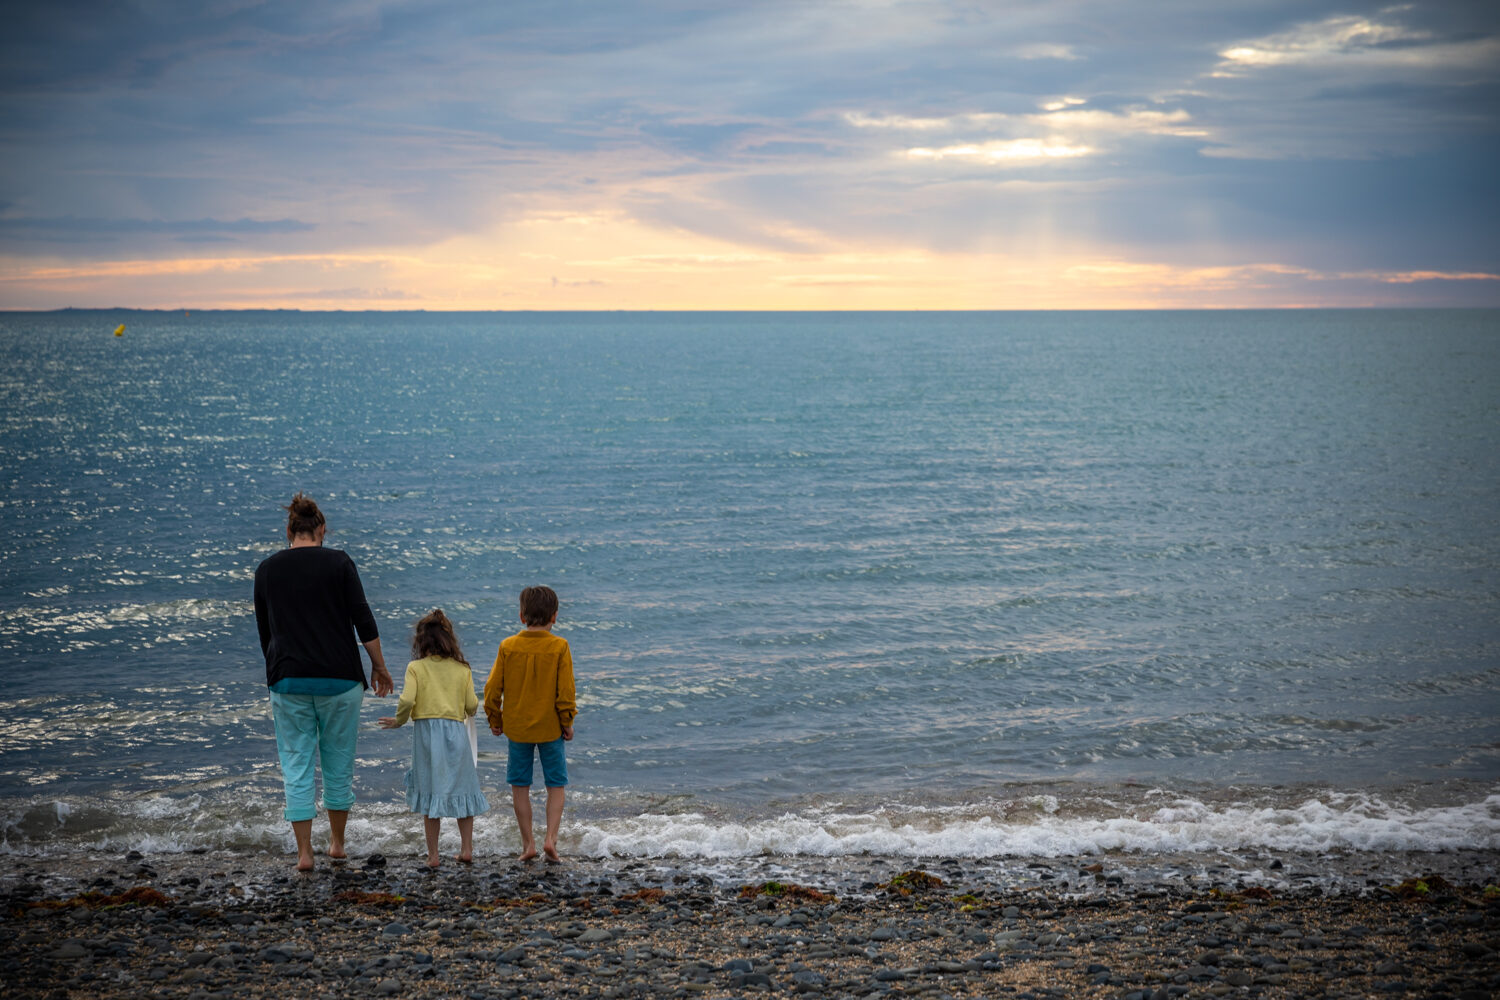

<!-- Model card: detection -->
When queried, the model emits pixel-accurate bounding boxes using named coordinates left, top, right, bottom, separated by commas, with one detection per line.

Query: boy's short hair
left=520, top=585, right=559, bottom=627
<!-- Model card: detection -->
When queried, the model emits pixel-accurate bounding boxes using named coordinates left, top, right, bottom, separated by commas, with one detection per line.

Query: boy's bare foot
left=543, top=843, right=561, bottom=863
left=518, top=845, right=539, bottom=862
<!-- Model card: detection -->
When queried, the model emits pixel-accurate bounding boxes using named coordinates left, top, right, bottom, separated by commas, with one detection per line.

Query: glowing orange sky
left=2, top=3, right=1497, bottom=309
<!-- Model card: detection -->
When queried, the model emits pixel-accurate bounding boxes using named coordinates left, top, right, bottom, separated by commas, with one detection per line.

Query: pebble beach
left=5, top=849, right=1499, bottom=1000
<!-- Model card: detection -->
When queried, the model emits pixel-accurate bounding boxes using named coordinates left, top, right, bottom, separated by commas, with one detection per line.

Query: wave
left=574, top=793, right=1500, bottom=858
left=4, top=787, right=1496, bottom=859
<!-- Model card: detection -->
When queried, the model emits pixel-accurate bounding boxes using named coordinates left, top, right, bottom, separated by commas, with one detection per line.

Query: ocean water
left=1, top=309, right=1497, bottom=863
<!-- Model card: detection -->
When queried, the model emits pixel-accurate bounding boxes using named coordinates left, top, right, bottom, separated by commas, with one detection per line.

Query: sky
left=2, top=0, right=1498, bottom=310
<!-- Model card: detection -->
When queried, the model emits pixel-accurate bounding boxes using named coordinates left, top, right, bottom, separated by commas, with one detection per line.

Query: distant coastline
left=6, top=305, right=1497, bottom=315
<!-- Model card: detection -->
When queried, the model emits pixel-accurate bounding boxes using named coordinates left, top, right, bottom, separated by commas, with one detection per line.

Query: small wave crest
left=574, top=792, right=1500, bottom=858
left=3, top=787, right=1496, bottom=859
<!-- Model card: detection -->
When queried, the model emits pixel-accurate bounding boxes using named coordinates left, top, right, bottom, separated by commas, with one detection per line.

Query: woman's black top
left=253, top=546, right=379, bottom=688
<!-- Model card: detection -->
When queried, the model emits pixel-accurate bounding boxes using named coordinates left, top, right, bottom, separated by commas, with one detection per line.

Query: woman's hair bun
left=284, top=492, right=325, bottom=537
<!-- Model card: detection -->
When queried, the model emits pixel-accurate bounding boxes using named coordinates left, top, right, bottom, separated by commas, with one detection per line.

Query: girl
left=379, top=609, right=490, bottom=867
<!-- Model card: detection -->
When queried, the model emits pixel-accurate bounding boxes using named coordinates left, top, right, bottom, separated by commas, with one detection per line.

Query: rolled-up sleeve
left=555, top=645, right=576, bottom=728
left=483, top=648, right=505, bottom=730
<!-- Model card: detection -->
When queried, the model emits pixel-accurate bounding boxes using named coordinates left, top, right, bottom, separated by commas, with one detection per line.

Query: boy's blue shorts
left=506, top=737, right=568, bottom=788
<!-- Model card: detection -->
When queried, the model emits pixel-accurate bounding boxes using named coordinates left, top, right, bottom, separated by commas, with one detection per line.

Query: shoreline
left=5, top=849, right=1498, bottom=999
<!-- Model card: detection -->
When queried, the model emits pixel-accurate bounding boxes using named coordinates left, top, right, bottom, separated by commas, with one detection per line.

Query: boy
left=484, top=585, right=576, bottom=862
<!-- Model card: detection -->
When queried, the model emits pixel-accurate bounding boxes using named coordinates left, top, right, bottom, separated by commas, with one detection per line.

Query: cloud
left=1010, top=42, right=1081, bottom=61
left=278, top=287, right=421, bottom=300
left=1214, top=10, right=1500, bottom=76
left=1032, top=107, right=1204, bottom=137
left=0, top=252, right=422, bottom=283
left=566, top=253, right=781, bottom=270
left=904, top=139, right=1094, bottom=163
left=0, top=216, right=315, bottom=237
left=773, top=273, right=889, bottom=286
left=844, top=112, right=1011, bottom=131
left=1216, top=13, right=1431, bottom=71
left=1356, top=269, right=1500, bottom=284
left=1, top=1, right=1496, bottom=308
left=847, top=103, right=1206, bottom=170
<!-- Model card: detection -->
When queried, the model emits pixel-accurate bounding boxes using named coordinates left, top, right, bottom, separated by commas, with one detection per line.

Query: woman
left=253, top=492, right=394, bottom=870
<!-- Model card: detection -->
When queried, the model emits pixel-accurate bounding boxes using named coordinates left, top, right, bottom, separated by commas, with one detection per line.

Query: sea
left=1, top=309, right=1497, bottom=880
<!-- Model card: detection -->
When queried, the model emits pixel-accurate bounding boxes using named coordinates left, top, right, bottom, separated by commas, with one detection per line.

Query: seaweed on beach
left=459, top=893, right=553, bottom=912
left=879, top=870, right=944, bottom=894
left=331, top=890, right=408, bottom=907
left=737, top=881, right=836, bottom=903
left=20, top=886, right=174, bottom=913
left=619, top=888, right=667, bottom=902
left=1206, top=886, right=1277, bottom=907
left=1390, top=875, right=1454, bottom=900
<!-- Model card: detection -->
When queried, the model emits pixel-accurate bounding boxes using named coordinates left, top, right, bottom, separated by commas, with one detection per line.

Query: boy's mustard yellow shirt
left=390, top=655, right=479, bottom=726
left=483, top=629, right=576, bottom=743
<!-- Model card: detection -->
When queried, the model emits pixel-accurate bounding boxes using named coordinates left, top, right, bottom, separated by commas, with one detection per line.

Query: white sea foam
left=571, top=793, right=1500, bottom=859
left=3, top=789, right=1496, bottom=859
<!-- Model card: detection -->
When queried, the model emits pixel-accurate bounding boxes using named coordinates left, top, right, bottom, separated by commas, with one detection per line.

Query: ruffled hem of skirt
left=404, top=771, right=490, bottom=818
left=405, top=788, right=490, bottom=818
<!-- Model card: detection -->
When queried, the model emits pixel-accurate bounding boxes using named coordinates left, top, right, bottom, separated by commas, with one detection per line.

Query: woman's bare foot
left=543, top=842, right=561, bottom=864
left=518, top=844, right=539, bottom=862
left=426, top=855, right=441, bottom=869
left=455, top=851, right=473, bottom=864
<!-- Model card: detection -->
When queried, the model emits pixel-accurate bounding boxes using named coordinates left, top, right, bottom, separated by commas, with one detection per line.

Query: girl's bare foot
left=426, top=855, right=441, bottom=869
left=455, top=851, right=473, bottom=864
left=327, top=843, right=347, bottom=860
left=518, top=845, right=539, bottom=862
left=543, top=843, right=561, bottom=863
left=296, top=851, right=315, bottom=872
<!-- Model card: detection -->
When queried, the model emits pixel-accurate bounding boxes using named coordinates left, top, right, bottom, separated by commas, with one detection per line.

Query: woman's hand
left=377, top=717, right=399, bottom=729
left=363, top=638, right=394, bottom=696
left=561, top=725, right=574, bottom=741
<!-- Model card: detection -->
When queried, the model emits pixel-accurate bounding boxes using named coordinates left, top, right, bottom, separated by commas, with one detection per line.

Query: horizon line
left=5, top=305, right=1497, bottom=315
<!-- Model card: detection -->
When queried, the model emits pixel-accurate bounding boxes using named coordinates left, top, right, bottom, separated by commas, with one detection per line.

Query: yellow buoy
left=113, top=324, right=126, bottom=337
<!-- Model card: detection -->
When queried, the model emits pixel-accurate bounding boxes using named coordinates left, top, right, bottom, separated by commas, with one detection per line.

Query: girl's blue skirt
left=405, top=718, right=490, bottom=818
